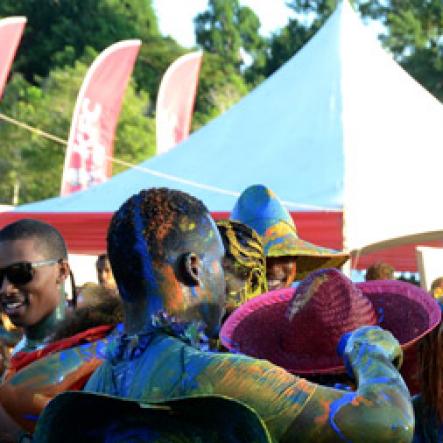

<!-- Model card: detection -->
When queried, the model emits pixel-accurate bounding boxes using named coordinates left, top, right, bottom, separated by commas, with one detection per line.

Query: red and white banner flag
left=0, top=17, right=26, bottom=99
left=156, top=51, right=203, bottom=155
left=60, top=40, right=141, bottom=196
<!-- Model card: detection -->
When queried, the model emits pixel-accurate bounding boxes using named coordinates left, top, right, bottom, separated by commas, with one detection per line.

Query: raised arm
left=283, top=326, right=413, bottom=442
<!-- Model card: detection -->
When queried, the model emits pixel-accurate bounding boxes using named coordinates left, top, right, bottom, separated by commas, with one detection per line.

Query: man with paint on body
left=85, top=187, right=413, bottom=442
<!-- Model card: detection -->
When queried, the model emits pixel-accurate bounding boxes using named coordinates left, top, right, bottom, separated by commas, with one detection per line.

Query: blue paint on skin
left=59, top=349, right=69, bottom=362
left=95, top=339, right=109, bottom=359
left=355, top=343, right=372, bottom=367
left=78, top=344, right=94, bottom=361
left=329, top=392, right=356, bottom=443
left=190, top=286, right=198, bottom=298
left=377, top=307, right=385, bottom=324
left=379, top=391, right=393, bottom=403
left=23, top=414, right=39, bottom=422
left=364, top=377, right=393, bottom=385
left=132, top=194, right=163, bottom=314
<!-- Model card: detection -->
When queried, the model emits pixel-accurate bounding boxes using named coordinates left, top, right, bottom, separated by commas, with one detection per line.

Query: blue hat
left=231, top=185, right=349, bottom=280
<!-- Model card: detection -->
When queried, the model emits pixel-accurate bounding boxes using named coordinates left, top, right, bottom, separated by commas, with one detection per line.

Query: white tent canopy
left=335, top=1, right=443, bottom=250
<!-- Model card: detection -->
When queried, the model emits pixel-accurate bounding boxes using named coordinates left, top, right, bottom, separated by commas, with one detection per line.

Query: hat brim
left=220, top=281, right=441, bottom=375
left=33, top=392, right=271, bottom=443
left=263, top=225, right=349, bottom=281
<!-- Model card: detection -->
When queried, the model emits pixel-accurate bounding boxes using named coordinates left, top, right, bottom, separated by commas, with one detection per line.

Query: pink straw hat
left=220, top=268, right=441, bottom=375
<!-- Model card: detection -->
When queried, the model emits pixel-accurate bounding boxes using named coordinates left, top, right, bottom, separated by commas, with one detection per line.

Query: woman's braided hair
left=217, top=219, right=267, bottom=307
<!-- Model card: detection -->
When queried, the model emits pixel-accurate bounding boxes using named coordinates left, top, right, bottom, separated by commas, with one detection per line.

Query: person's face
left=266, top=256, right=297, bottom=291
left=97, top=257, right=116, bottom=290
left=0, top=238, right=66, bottom=328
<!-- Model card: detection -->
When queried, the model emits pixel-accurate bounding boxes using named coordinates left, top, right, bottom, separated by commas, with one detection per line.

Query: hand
left=337, top=326, right=403, bottom=375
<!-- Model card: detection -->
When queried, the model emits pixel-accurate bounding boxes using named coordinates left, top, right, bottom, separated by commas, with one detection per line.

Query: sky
left=152, top=0, right=296, bottom=48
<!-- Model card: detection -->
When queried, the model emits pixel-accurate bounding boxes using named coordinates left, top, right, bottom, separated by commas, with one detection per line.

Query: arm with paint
left=0, top=336, right=110, bottom=433
left=283, top=326, right=413, bottom=442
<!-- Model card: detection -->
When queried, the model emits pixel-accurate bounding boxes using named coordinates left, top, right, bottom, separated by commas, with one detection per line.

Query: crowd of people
left=0, top=184, right=441, bottom=442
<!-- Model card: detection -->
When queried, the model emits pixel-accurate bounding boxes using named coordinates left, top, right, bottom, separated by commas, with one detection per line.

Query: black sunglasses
left=0, top=259, right=61, bottom=286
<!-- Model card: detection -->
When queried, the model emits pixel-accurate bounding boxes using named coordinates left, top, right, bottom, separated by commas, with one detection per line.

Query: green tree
left=192, top=0, right=264, bottom=126
left=192, top=52, right=249, bottom=130
left=260, top=19, right=317, bottom=78
left=263, top=0, right=353, bottom=77
left=0, top=0, right=160, bottom=83
left=0, top=50, right=155, bottom=204
left=194, top=0, right=265, bottom=71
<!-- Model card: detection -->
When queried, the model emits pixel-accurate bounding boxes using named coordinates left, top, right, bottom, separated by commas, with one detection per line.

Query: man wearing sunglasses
left=0, top=219, right=125, bottom=439
left=0, top=219, right=70, bottom=355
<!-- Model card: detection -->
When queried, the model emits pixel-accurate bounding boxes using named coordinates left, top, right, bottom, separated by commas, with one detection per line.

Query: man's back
left=85, top=188, right=413, bottom=443
left=86, top=333, right=314, bottom=441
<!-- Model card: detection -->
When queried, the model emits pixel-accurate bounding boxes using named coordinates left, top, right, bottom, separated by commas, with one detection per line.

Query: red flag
left=156, top=51, right=203, bottom=155
left=0, top=17, right=26, bottom=99
left=60, top=40, right=141, bottom=196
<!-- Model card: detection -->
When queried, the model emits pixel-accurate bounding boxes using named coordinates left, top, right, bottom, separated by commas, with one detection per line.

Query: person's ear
left=180, top=252, right=200, bottom=286
left=56, top=260, right=70, bottom=284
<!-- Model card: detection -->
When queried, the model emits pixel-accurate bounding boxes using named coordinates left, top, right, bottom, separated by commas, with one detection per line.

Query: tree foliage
left=259, top=19, right=317, bottom=78
left=192, top=53, right=249, bottom=129
left=0, top=0, right=160, bottom=83
left=194, top=0, right=266, bottom=72
left=0, top=52, right=155, bottom=204
left=192, top=0, right=265, bottom=123
left=0, top=0, right=175, bottom=204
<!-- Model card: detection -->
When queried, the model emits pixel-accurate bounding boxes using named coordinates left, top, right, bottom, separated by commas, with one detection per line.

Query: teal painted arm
left=284, top=326, right=413, bottom=442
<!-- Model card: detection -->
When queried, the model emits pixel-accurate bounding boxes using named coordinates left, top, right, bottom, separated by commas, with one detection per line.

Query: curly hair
left=217, top=220, right=267, bottom=307
left=107, top=188, right=209, bottom=300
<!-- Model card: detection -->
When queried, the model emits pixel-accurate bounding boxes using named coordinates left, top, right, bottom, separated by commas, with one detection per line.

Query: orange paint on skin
left=351, top=395, right=373, bottom=408
left=0, top=354, right=103, bottom=432
left=314, top=399, right=331, bottom=425
left=295, top=378, right=314, bottom=394
left=158, top=265, right=185, bottom=314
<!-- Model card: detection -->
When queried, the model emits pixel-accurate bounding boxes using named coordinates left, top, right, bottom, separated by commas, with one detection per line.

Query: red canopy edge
left=0, top=212, right=112, bottom=255
left=0, top=211, right=343, bottom=256
left=0, top=211, right=437, bottom=272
